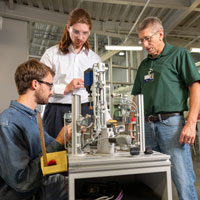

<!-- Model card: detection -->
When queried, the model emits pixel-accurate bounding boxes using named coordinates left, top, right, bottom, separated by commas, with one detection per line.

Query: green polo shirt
left=132, top=42, right=200, bottom=116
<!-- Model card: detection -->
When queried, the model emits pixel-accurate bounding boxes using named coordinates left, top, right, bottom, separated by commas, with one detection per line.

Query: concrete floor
left=172, top=141, right=200, bottom=199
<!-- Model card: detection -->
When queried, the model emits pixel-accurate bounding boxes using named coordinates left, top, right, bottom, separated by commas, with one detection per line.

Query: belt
left=48, top=102, right=91, bottom=106
left=145, top=112, right=183, bottom=122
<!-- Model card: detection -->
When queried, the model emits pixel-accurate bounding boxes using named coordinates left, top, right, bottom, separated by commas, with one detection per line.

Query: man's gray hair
left=138, top=16, right=163, bottom=32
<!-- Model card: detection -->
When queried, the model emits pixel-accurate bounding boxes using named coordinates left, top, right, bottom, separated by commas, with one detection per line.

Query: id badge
left=144, top=73, right=154, bottom=83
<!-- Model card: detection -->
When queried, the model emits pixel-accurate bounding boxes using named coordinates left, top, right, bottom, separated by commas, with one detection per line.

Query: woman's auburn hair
left=59, top=8, right=92, bottom=54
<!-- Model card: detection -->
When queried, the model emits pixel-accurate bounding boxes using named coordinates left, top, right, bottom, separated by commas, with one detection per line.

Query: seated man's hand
left=56, top=124, right=72, bottom=145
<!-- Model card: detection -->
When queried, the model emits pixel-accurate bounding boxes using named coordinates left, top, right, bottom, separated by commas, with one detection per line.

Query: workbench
left=68, top=151, right=172, bottom=200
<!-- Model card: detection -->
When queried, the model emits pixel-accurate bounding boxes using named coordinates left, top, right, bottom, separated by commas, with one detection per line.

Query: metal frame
left=68, top=152, right=172, bottom=200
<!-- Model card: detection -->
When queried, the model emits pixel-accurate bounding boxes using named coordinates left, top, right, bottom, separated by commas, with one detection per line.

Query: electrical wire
left=94, top=190, right=123, bottom=200
left=115, top=190, right=123, bottom=200
left=85, top=122, right=93, bottom=128
left=95, top=195, right=114, bottom=200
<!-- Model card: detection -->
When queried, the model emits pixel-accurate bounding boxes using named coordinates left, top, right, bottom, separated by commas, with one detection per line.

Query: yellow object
left=107, top=120, right=117, bottom=123
left=41, top=150, right=68, bottom=176
left=106, top=119, right=117, bottom=126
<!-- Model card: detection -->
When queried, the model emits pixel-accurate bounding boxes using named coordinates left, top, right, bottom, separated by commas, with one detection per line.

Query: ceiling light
left=105, top=45, right=143, bottom=51
left=190, top=48, right=200, bottom=53
left=119, top=52, right=125, bottom=56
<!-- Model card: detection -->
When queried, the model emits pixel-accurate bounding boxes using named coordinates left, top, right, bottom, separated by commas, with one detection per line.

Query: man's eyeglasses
left=69, top=26, right=90, bottom=38
left=37, top=80, right=53, bottom=90
left=138, top=30, right=159, bottom=45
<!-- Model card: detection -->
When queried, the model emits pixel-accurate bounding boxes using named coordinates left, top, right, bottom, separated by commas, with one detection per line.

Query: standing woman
left=41, top=8, right=107, bottom=138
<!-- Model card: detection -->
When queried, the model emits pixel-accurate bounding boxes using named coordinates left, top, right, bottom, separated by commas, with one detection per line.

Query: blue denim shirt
left=0, top=100, right=64, bottom=200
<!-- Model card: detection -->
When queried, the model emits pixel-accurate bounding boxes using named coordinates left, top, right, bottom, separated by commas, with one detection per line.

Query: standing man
left=41, top=8, right=110, bottom=138
left=132, top=16, right=200, bottom=199
left=0, top=59, right=71, bottom=200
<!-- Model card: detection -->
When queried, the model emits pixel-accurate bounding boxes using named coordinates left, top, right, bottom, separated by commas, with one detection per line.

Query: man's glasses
left=138, top=30, right=159, bottom=45
left=37, top=80, right=53, bottom=90
left=69, top=26, right=90, bottom=38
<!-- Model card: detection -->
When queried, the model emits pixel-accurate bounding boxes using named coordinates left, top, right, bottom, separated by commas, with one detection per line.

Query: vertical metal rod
left=109, top=57, right=113, bottom=117
left=93, top=63, right=107, bottom=135
left=94, top=33, right=98, bottom=54
left=72, top=94, right=81, bottom=155
left=135, top=94, right=145, bottom=152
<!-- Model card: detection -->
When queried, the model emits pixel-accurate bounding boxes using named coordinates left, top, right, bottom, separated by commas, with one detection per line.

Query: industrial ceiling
left=0, top=0, right=200, bottom=62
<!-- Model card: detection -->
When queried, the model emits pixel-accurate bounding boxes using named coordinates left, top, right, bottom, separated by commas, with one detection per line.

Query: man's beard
left=34, top=89, right=49, bottom=105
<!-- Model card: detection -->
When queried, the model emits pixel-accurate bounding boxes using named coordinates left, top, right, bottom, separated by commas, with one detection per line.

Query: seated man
left=0, top=59, right=71, bottom=200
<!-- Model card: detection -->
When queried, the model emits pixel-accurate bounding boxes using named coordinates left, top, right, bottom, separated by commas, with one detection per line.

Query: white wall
left=0, top=17, right=28, bottom=112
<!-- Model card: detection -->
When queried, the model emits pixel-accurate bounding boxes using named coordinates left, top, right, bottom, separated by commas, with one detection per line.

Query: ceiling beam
left=166, top=36, right=200, bottom=48
left=0, top=1, right=66, bottom=26
left=8, top=0, right=14, bottom=9
left=37, top=0, right=44, bottom=9
left=184, top=14, right=200, bottom=27
left=0, top=1, right=141, bottom=40
left=0, top=2, right=125, bottom=31
left=118, top=4, right=131, bottom=26
left=83, top=0, right=193, bottom=10
left=184, top=36, right=200, bottom=48
left=58, top=0, right=64, bottom=13
left=92, top=30, right=137, bottom=39
left=27, top=0, right=33, bottom=7
left=3, top=1, right=198, bottom=40
left=194, top=7, right=200, bottom=11
left=76, top=0, right=83, bottom=8
left=48, top=0, right=54, bottom=11
left=170, top=27, right=200, bottom=36
left=163, top=0, right=200, bottom=34
left=0, top=1, right=145, bottom=37
left=123, top=0, right=150, bottom=44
